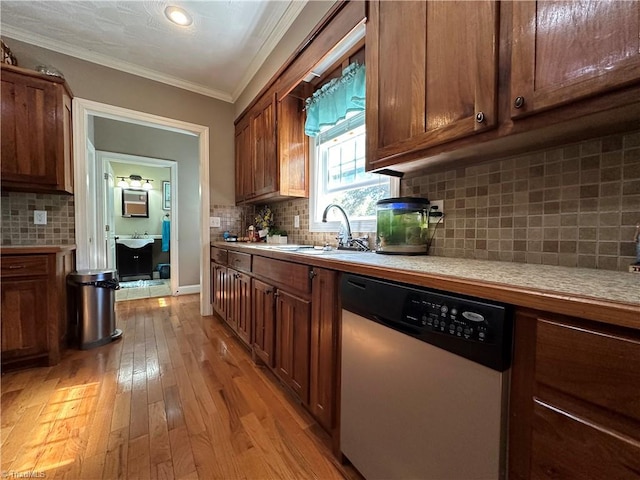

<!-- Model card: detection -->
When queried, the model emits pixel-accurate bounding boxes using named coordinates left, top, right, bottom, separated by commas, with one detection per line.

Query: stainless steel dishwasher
left=340, top=274, right=513, bottom=480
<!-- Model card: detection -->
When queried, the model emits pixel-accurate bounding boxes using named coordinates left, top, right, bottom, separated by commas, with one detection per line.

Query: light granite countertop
left=213, top=242, right=640, bottom=329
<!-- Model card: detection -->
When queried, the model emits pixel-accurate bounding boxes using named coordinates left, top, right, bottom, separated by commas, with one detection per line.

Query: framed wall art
left=162, top=181, right=171, bottom=210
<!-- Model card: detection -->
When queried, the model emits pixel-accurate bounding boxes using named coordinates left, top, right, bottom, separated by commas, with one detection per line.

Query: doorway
left=73, top=98, right=212, bottom=316
left=96, top=151, right=177, bottom=301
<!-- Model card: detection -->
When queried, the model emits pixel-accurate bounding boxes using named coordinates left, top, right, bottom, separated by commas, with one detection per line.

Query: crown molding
left=2, top=24, right=234, bottom=103
left=231, top=0, right=308, bottom=102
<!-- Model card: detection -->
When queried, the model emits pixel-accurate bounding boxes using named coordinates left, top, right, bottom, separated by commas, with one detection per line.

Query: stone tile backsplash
left=262, top=130, right=640, bottom=272
left=209, top=204, right=255, bottom=242
left=1, top=192, right=76, bottom=245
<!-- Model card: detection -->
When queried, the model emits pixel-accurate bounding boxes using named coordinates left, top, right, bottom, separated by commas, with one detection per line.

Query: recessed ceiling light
left=165, top=6, right=193, bottom=27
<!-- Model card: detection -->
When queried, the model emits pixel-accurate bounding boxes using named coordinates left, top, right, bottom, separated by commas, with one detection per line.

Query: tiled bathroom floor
left=116, top=279, right=172, bottom=301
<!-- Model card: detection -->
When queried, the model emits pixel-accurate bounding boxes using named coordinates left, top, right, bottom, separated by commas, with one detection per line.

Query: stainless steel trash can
left=67, top=270, right=123, bottom=349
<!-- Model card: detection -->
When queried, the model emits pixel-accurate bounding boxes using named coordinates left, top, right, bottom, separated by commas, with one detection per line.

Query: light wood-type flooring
left=1, top=295, right=352, bottom=479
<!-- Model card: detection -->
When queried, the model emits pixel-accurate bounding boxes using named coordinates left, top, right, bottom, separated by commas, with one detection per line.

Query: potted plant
left=267, top=228, right=288, bottom=244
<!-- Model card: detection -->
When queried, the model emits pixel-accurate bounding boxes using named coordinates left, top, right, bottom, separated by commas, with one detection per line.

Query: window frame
left=308, top=118, right=399, bottom=234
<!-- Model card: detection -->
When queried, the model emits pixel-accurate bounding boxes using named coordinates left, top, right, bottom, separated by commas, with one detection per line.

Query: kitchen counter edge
left=212, top=242, right=640, bottom=331
left=1, top=245, right=77, bottom=255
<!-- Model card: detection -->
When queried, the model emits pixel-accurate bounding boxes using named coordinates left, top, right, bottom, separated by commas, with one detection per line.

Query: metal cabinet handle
left=8, top=265, right=25, bottom=269
left=475, top=112, right=485, bottom=123
left=514, top=96, right=525, bottom=109
left=309, top=270, right=317, bottom=280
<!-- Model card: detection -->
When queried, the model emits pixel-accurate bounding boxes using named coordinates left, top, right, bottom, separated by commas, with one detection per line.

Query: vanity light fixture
left=118, top=174, right=153, bottom=190
left=128, top=175, right=143, bottom=188
left=165, top=6, right=193, bottom=26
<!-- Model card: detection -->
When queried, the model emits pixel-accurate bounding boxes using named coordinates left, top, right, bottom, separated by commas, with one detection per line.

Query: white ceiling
left=0, top=1, right=309, bottom=103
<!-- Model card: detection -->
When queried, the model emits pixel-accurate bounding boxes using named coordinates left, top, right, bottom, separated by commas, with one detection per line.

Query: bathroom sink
left=117, top=238, right=154, bottom=248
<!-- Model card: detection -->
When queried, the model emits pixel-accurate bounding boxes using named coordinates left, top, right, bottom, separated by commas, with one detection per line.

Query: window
left=309, top=112, right=399, bottom=233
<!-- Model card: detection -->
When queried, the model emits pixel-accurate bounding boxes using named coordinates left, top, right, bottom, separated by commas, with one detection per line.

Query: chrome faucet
left=321, top=204, right=369, bottom=251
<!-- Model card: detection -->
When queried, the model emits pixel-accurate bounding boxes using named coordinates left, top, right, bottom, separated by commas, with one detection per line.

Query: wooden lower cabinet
left=252, top=278, right=276, bottom=367
left=229, top=268, right=252, bottom=346
left=275, top=289, right=311, bottom=405
left=309, top=268, right=339, bottom=433
left=1, top=248, right=76, bottom=369
left=211, top=249, right=340, bottom=436
left=1, top=277, right=49, bottom=361
left=509, top=309, right=640, bottom=479
left=211, top=262, right=227, bottom=318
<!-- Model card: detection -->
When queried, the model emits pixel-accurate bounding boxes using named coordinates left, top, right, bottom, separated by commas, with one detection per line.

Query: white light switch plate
left=34, top=210, right=47, bottom=225
left=210, top=216, right=221, bottom=228
left=294, top=215, right=300, bottom=228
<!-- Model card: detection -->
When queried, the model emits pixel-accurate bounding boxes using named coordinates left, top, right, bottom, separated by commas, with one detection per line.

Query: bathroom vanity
left=116, top=238, right=153, bottom=280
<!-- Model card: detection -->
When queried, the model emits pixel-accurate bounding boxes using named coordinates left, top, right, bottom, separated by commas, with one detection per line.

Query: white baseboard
left=175, top=284, right=200, bottom=296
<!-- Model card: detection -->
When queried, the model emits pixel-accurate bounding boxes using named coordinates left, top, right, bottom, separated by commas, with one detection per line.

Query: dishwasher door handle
left=372, top=314, right=420, bottom=336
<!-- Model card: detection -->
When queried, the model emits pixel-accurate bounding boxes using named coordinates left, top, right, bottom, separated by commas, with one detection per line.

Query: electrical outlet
left=294, top=215, right=300, bottom=228
left=210, top=216, right=221, bottom=228
left=34, top=210, right=47, bottom=225
left=429, top=200, right=444, bottom=224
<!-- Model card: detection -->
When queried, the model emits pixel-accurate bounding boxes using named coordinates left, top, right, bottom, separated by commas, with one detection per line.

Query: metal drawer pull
left=8, top=265, right=25, bottom=269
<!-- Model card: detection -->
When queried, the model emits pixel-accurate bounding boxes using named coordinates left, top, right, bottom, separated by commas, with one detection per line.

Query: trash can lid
left=68, top=269, right=118, bottom=283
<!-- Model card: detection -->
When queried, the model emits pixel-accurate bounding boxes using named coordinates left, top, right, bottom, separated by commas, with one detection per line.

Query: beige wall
left=234, top=0, right=336, bottom=116
left=110, top=163, right=170, bottom=237
left=6, top=38, right=236, bottom=206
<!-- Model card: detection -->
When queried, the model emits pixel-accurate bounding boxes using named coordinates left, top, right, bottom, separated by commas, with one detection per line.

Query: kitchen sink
left=116, top=238, right=154, bottom=248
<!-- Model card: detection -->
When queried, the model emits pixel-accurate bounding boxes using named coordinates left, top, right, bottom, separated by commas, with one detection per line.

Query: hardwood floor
left=1, top=295, right=350, bottom=479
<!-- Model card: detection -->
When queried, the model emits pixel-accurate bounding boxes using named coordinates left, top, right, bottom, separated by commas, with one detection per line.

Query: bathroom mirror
left=122, top=189, right=149, bottom=218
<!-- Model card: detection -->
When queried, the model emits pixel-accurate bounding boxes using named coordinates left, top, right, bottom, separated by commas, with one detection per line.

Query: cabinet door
left=232, top=271, right=252, bottom=346
left=234, top=116, right=252, bottom=203
left=250, top=93, right=277, bottom=197
left=252, top=278, right=276, bottom=368
left=211, top=263, right=228, bottom=319
left=276, top=289, right=311, bottom=404
left=510, top=1, right=640, bottom=118
left=1, top=278, right=49, bottom=360
left=509, top=310, right=640, bottom=479
left=138, top=244, right=153, bottom=277
left=277, top=94, right=309, bottom=198
left=309, top=268, right=338, bottom=432
left=1, top=70, right=61, bottom=188
left=116, top=244, right=137, bottom=278
left=366, top=0, right=498, bottom=168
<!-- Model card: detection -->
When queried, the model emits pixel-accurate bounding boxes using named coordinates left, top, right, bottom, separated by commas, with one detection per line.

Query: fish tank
left=376, top=197, right=431, bottom=254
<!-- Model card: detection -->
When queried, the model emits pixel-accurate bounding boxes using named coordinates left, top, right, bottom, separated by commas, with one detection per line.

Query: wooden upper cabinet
left=250, top=92, right=277, bottom=198
left=234, top=115, right=252, bottom=203
left=366, top=0, right=498, bottom=169
left=510, top=1, right=640, bottom=118
left=234, top=90, right=309, bottom=204
left=277, top=94, right=309, bottom=198
left=1, top=64, right=74, bottom=194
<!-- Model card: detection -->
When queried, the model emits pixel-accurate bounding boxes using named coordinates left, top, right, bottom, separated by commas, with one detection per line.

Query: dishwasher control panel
left=403, top=294, right=496, bottom=344
left=341, top=273, right=513, bottom=371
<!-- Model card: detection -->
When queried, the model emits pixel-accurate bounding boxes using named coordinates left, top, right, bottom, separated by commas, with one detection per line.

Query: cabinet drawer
left=1, top=255, right=49, bottom=278
left=228, top=252, right=251, bottom=273
left=253, top=256, right=310, bottom=296
left=536, top=319, right=640, bottom=423
left=211, top=247, right=228, bottom=265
